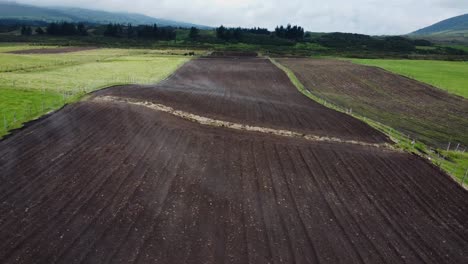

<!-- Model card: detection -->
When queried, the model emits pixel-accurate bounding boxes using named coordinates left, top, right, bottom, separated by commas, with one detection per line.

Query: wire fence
left=300, top=87, right=468, bottom=186
left=0, top=74, right=171, bottom=137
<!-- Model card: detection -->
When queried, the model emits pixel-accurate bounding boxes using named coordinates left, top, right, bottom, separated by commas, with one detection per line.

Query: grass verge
left=270, top=57, right=468, bottom=186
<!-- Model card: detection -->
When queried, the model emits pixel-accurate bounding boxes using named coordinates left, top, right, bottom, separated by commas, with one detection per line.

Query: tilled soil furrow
left=277, top=58, right=468, bottom=147
left=0, top=56, right=466, bottom=264
left=97, top=58, right=389, bottom=144
left=343, top=153, right=434, bottom=263
left=274, top=144, right=321, bottom=263
left=129, top=134, right=199, bottom=264
left=375, top=157, right=468, bottom=246
left=49, top=124, right=166, bottom=264
left=0, top=104, right=132, bottom=238
left=329, top=151, right=415, bottom=263
left=86, top=128, right=185, bottom=264
left=305, top=147, right=390, bottom=264
left=287, top=147, right=362, bottom=263
left=108, top=133, right=192, bottom=264
left=0, top=106, right=157, bottom=263
left=298, top=147, right=371, bottom=264
left=0, top=104, right=104, bottom=189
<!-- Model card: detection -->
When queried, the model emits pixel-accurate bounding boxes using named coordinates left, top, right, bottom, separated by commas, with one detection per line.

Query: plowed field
left=0, top=57, right=467, bottom=264
left=277, top=58, right=468, bottom=147
left=98, top=58, right=388, bottom=144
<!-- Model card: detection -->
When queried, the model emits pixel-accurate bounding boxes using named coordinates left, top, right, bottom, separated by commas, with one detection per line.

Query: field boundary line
left=95, top=95, right=393, bottom=149
left=268, top=57, right=467, bottom=188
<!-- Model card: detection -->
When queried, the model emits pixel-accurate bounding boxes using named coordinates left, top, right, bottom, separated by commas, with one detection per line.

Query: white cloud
left=11, top=0, right=468, bottom=34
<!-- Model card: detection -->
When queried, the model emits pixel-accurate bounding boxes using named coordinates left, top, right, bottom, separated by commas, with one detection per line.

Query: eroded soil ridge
left=96, top=95, right=392, bottom=149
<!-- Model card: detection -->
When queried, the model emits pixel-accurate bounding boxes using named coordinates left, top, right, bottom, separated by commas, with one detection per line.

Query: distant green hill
left=411, top=14, right=468, bottom=37
left=0, top=2, right=210, bottom=28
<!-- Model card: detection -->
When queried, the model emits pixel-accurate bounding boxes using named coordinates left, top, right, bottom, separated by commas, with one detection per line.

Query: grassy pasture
left=351, top=59, right=468, bottom=98
left=0, top=45, right=190, bottom=137
left=0, top=43, right=59, bottom=52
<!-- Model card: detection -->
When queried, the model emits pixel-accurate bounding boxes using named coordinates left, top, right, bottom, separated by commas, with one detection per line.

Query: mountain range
left=411, top=14, right=468, bottom=37
left=0, top=1, right=210, bottom=28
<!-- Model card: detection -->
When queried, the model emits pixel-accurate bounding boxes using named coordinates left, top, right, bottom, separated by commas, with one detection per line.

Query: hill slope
left=0, top=2, right=209, bottom=28
left=411, top=14, right=468, bottom=36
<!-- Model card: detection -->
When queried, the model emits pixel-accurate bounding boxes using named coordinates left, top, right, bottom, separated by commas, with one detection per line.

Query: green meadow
left=351, top=59, right=468, bottom=98
left=0, top=45, right=190, bottom=137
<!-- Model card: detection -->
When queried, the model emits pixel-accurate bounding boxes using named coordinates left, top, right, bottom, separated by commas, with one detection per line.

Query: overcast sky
left=12, top=0, right=468, bottom=35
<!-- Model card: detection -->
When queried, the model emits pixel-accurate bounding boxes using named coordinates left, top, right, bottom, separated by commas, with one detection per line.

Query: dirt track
left=277, top=58, right=468, bottom=147
left=0, top=57, right=467, bottom=264
left=8, top=47, right=97, bottom=54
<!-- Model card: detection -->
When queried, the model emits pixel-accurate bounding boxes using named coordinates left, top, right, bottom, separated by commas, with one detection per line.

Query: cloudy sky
left=13, top=0, right=468, bottom=35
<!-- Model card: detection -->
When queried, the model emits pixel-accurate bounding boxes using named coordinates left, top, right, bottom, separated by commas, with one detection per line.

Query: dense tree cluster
left=103, top=23, right=123, bottom=37
left=244, top=27, right=270, bottom=35
left=274, top=25, right=304, bottom=40
left=35, top=27, right=44, bottom=35
left=20, top=25, right=32, bottom=36
left=137, top=24, right=176, bottom=40
left=46, top=22, right=87, bottom=36
left=215, top=26, right=273, bottom=41
left=216, top=26, right=243, bottom=41
left=104, top=23, right=176, bottom=40
left=189, top=27, right=199, bottom=40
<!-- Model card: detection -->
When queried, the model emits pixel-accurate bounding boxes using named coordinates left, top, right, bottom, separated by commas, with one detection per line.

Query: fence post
left=462, top=169, right=468, bottom=187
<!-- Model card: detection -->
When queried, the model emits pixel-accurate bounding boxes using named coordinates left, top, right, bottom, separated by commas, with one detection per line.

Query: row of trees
left=216, top=26, right=243, bottom=41
left=46, top=22, right=88, bottom=36
left=20, top=25, right=32, bottom=36
left=274, top=25, right=305, bottom=40
left=104, top=23, right=176, bottom=40
left=215, top=24, right=305, bottom=42
left=20, top=22, right=87, bottom=36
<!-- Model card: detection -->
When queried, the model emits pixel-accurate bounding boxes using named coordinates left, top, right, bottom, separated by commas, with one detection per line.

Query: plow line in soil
left=96, top=95, right=392, bottom=149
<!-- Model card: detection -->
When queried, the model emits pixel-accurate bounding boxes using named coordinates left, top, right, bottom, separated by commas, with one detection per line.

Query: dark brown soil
left=0, top=57, right=467, bottom=264
left=278, top=58, right=468, bottom=147
left=8, top=47, right=98, bottom=54
left=210, top=51, right=258, bottom=57
left=98, top=57, right=389, bottom=144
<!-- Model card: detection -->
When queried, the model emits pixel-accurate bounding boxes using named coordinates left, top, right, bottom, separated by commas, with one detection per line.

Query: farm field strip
left=1, top=56, right=467, bottom=264
left=275, top=57, right=468, bottom=183
left=99, top=57, right=389, bottom=144
left=0, top=47, right=190, bottom=137
left=1, top=97, right=467, bottom=264
left=97, top=95, right=392, bottom=148
left=350, top=58, right=468, bottom=98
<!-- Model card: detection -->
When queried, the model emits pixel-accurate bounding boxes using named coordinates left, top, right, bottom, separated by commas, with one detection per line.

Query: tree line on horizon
left=215, top=24, right=304, bottom=41
left=12, top=20, right=463, bottom=56
left=19, top=21, right=306, bottom=43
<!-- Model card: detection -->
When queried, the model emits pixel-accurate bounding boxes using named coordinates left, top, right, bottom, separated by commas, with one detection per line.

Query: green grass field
left=351, top=59, right=468, bottom=98
left=0, top=45, right=190, bottom=137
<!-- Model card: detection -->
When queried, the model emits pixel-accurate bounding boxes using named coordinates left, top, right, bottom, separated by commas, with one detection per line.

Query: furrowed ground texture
left=278, top=58, right=468, bottom=148
left=0, top=57, right=467, bottom=264
left=99, top=57, right=388, bottom=143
